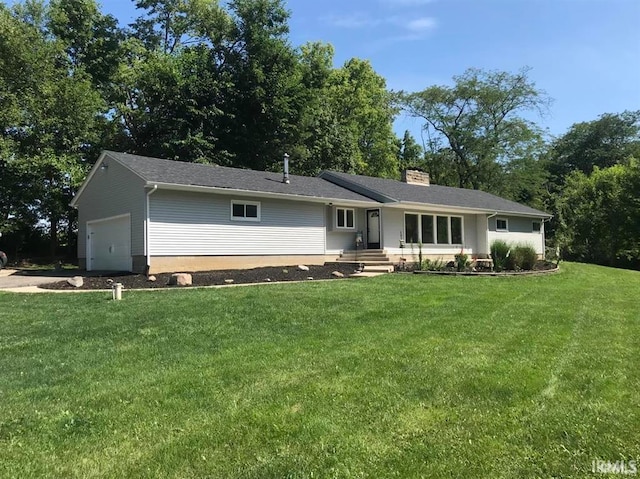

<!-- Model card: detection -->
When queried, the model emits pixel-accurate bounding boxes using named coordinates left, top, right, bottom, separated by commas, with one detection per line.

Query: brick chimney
left=402, top=169, right=430, bottom=186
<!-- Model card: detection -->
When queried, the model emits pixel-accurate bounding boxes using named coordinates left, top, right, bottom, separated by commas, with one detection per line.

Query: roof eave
left=69, top=151, right=109, bottom=208
left=70, top=150, right=151, bottom=208
left=146, top=181, right=379, bottom=207
left=389, top=200, right=552, bottom=218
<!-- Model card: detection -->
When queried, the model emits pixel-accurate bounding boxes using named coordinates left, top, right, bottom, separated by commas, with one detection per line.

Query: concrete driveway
left=0, top=269, right=80, bottom=289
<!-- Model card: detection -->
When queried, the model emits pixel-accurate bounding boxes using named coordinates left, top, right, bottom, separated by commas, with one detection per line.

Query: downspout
left=486, top=212, right=498, bottom=258
left=145, top=185, right=158, bottom=274
left=542, top=216, right=553, bottom=260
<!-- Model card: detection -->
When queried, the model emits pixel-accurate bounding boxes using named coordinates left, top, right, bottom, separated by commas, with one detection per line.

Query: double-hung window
left=231, top=200, right=260, bottom=222
left=532, top=221, right=541, bottom=233
left=496, top=218, right=508, bottom=231
left=336, top=208, right=355, bottom=229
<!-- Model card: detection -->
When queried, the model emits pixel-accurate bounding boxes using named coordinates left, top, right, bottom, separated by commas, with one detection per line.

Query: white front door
left=366, top=209, right=381, bottom=249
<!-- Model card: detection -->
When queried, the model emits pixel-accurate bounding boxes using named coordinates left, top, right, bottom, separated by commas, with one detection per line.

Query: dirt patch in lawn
left=40, top=263, right=361, bottom=290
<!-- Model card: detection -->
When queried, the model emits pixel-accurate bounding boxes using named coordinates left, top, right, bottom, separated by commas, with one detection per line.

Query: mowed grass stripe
left=0, top=263, right=638, bottom=478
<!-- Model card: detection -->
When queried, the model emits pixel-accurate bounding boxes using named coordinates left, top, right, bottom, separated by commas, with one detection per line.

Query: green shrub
left=454, top=253, right=469, bottom=272
left=421, top=258, right=446, bottom=271
left=505, top=247, right=520, bottom=271
left=514, top=244, right=537, bottom=270
left=490, top=240, right=510, bottom=272
left=503, top=243, right=538, bottom=271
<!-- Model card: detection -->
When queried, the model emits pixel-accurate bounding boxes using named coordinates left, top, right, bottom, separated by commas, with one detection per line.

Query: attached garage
left=86, top=214, right=132, bottom=272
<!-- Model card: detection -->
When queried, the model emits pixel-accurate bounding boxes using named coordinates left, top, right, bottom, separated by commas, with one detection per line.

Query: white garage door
left=87, top=215, right=132, bottom=272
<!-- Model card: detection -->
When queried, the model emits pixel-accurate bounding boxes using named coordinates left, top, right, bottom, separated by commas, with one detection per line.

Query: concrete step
left=364, top=265, right=394, bottom=273
left=338, top=256, right=390, bottom=262
left=332, top=260, right=394, bottom=265
left=343, top=249, right=384, bottom=254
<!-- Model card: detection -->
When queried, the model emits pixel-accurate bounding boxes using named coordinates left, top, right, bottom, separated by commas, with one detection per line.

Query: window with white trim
left=451, top=216, right=463, bottom=244
left=231, top=200, right=260, bottom=222
left=404, top=213, right=463, bottom=245
left=532, top=221, right=541, bottom=233
left=496, top=218, right=508, bottom=231
left=436, top=216, right=449, bottom=244
left=336, top=208, right=355, bottom=229
left=421, top=215, right=435, bottom=244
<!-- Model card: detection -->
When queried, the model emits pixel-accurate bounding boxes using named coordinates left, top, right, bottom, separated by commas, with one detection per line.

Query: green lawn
left=0, top=263, right=638, bottom=478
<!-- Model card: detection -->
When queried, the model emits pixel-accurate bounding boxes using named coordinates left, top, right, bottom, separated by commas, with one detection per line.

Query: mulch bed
left=40, top=263, right=361, bottom=290
left=409, top=260, right=558, bottom=275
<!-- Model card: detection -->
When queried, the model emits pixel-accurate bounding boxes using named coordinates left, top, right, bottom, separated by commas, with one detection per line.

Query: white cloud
left=324, top=13, right=437, bottom=39
left=323, top=14, right=383, bottom=29
left=405, top=17, right=437, bottom=32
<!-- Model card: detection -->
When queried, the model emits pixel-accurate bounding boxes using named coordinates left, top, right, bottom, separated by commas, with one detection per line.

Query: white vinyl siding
left=149, top=191, right=325, bottom=256
left=326, top=206, right=366, bottom=253
left=488, top=216, right=545, bottom=255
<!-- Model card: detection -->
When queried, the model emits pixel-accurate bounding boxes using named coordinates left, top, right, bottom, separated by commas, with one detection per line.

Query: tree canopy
left=557, top=161, right=640, bottom=269
left=0, top=0, right=401, bottom=257
left=547, top=110, right=640, bottom=186
left=401, top=68, right=551, bottom=192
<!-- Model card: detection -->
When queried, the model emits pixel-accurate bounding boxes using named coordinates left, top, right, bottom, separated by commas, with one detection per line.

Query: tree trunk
left=67, top=209, right=76, bottom=259
left=50, top=213, right=58, bottom=260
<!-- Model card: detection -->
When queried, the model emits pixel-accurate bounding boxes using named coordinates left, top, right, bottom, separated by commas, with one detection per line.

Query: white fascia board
left=386, top=201, right=551, bottom=218
left=147, top=182, right=379, bottom=208
left=69, top=151, right=109, bottom=208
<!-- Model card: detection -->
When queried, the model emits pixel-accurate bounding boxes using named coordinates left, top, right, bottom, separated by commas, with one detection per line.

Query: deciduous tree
left=547, top=110, right=640, bottom=186
left=557, top=160, right=640, bottom=269
left=401, top=68, right=551, bottom=191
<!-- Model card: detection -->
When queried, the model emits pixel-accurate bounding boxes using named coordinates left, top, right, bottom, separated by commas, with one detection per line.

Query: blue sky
left=102, top=0, right=640, bottom=140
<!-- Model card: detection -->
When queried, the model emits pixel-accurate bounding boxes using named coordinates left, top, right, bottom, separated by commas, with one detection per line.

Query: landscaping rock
left=307, top=276, right=314, bottom=280
left=224, top=279, right=234, bottom=284
left=297, top=265, right=310, bottom=271
left=67, top=276, right=84, bottom=288
left=147, top=275, right=157, bottom=282
left=168, top=273, right=192, bottom=286
left=40, top=264, right=360, bottom=290
left=331, top=271, right=344, bottom=278
left=282, top=269, right=288, bottom=274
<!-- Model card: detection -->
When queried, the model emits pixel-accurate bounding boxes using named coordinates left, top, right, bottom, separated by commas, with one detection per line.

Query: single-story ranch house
left=70, top=151, right=552, bottom=273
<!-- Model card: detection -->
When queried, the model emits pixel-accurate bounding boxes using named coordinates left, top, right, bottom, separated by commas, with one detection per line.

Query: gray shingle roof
left=320, top=171, right=551, bottom=217
left=102, top=151, right=549, bottom=217
left=105, top=151, right=376, bottom=203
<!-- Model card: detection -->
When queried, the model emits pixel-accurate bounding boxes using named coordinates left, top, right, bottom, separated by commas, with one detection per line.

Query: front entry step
left=337, top=249, right=391, bottom=261
left=333, top=249, right=394, bottom=277
left=351, top=264, right=394, bottom=278
left=335, top=258, right=390, bottom=263
left=364, top=265, right=394, bottom=273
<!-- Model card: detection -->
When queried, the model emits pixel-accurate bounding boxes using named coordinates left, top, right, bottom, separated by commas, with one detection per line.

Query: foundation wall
left=147, top=255, right=336, bottom=274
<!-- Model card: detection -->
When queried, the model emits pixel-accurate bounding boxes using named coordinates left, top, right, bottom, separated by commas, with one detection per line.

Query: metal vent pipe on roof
left=283, top=153, right=290, bottom=184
